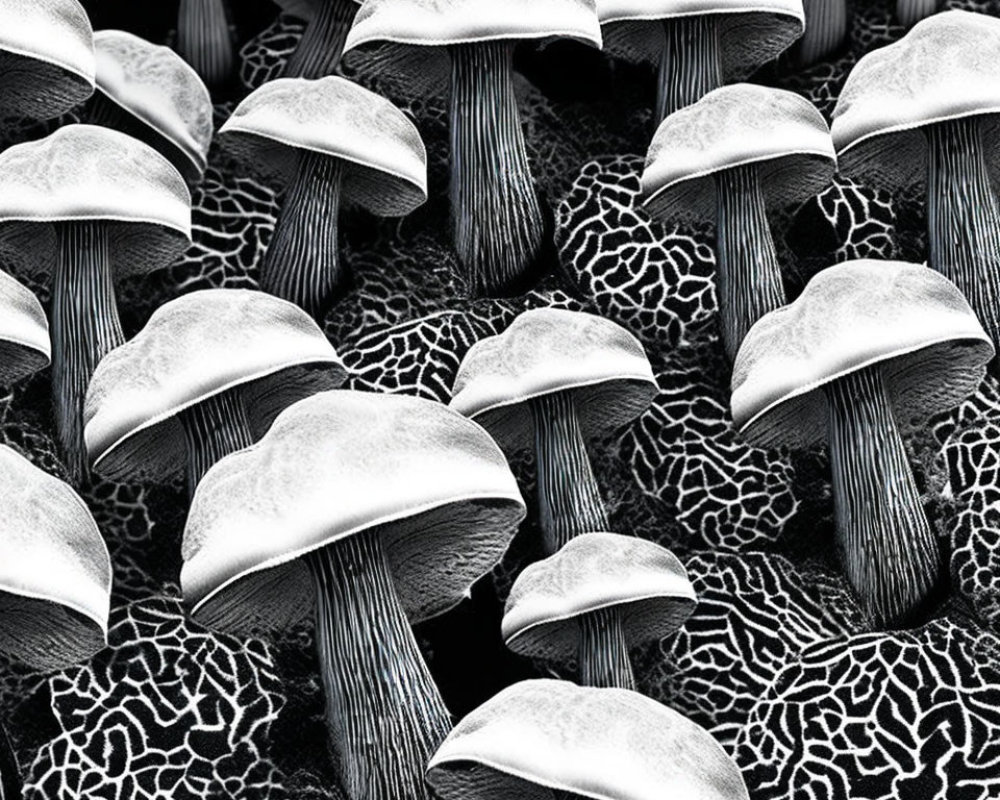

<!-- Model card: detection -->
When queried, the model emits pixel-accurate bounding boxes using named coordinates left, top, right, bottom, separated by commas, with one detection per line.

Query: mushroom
left=832, top=10, right=1000, bottom=361
left=275, top=0, right=362, bottom=78
left=181, top=390, right=526, bottom=800
left=450, top=308, right=657, bottom=555
left=503, top=532, right=696, bottom=690
left=343, top=0, right=602, bottom=296
left=84, top=288, right=347, bottom=497
left=218, top=75, right=427, bottom=314
left=897, top=0, right=938, bottom=27
left=731, top=259, right=994, bottom=624
left=798, top=0, right=847, bottom=65
left=0, top=270, right=51, bottom=387
left=642, top=84, right=836, bottom=363
left=176, top=0, right=234, bottom=90
left=427, top=679, right=750, bottom=800
left=0, top=124, right=192, bottom=482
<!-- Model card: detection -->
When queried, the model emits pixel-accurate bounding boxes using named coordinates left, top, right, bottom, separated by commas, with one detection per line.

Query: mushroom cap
left=831, top=10, right=1000, bottom=193
left=502, top=532, right=696, bottom=662
left=84, top=289, right=348, bottom=483
left=642, top=83, right=835, bottom=225
left=450, top=309, right=657, bottom=455
left=181, top=390, right=526, bottom=636
left=0, top=270, right=51, bottom=386
left=218, top=76, right=427, bottom=217
left=93, top=30, right=213, bottom=182
left=0, top=124, right=192, bottom=282
left=274, top=0, right=362, bottom=20
left=0, top=445, right=111, bottom=672
left=0, top=0, right=95, bottom=120
left=427, top=679, right=750, bottom=800
left=731, top=259, right=994, bottom=450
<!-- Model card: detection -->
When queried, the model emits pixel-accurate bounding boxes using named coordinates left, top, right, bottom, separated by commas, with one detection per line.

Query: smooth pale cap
left=642, top=83, right=835, bottom=224
left=0, top=0, right=95, bottom=120
left=450, top=309, right=657, bottom=455
left=84, top=289, right=348, bottom=483
left=503, top=532, right=696, bottom=662
left=181, top=390, right=526, bottom=636
left=0, top=124, right=192, bottom=282
left=0, top=270, right=51, bottom=386
left=275, top=0, right=362, bottom=20
left=219, top=76, right=427, bottom=217
left=0, top=445, right=111, bottom=671
left=427, top=679, right=750, bottom=800
left=832, top=11, right=1000, bottom=193
left=731, top=259, right=994, bottom=450
left=94, top=30, right=213, bottom=182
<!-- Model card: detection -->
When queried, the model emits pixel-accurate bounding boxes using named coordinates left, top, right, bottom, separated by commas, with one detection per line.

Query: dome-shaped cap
left=731, top=259, right=994, bottom=450
left=832, top=11, right=1000, bottom=193
left=642, top=83, right=835, bottom=224
left=219, top=76, right=427, bottom=217
left=450, top=309, right=657, bottom=455
left=0, top=445, right=111, bottom=671
left=84, top=289, right=348, bottom=483
left=427, top=679, right=749, bottom=800
left=503, top=532, right=696, bottom=662
left=93, top=30, right=213, bottom=183
left=0, top=270, right=51, bottom=386
left=182, top=390, right=526, bottom=636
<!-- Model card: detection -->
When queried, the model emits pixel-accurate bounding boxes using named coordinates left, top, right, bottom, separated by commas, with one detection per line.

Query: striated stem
left=306, top=530, right=452, bottom=800
left=824, top=365, right=940, bottom=624
left=177, top=389, right=255, bottom=498
left=897, top=0, right=938, bottom=27
left=449, top=41, right=544, bottom=297
left=656, top=16, right=722, bottom=125
left=798, top=0, right=848, bottom=65
left=177, top=0, right=234, bottom=90
left=282, top=0, right=358, bottom=78
left=578, top=605, right=635, bottom=690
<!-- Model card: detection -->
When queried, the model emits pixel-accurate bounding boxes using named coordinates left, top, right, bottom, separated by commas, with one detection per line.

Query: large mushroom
left=731, top=259, right=994, bottom=624
left=0, top=270, right=50, bottom=387
left=181, top=390, right=526, bottom=800
left=642, top=83, right=836, bottom=363
left=176, top=0, right=234, bottom=91
left=343, top=0, right=602, bottom=296
left=276, top=0, right=362, bottom=78
left=218, top=75, right=427, bottom=314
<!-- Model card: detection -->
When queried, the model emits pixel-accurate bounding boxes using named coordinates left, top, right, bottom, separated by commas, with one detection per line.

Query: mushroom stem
left=578, top=606, right=635, bottom=690
left=656, top=15, right=722, bottom=125
left=896, top=0, right=938, bottom=27
left=529, top=392, right=609, bottom=555
left=798, top=0, right=848, bottom=65
left=282, top=0, right=358, bottom=78
left=177, top=0, right=234, bottom=90
left=823, top=364, right=940, bottom=624
left=177, top=389, right=255, bottom=498
left=449, top=41, right=544, bottom=297
left=306, top=529, right=452, bottom=800
left=53, top=221, right=124, bottom=483
left=262, top=150, right=344, bottom=315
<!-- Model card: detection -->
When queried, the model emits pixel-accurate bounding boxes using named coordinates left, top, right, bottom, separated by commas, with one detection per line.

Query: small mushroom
left=642, top=84, right=836, bottom=363
left=0, top=270, right=50, bottom=387
left=344, top=0, right=602, bottom=296
left=276, top=0, right=362, bottom=78
left=0, top=124, right=192, bottom=482
left=731, top=259, right=994, bottom=624
left=897, top=0, right=938, bottom=27
left=503, top=532, right=696, bottom=690
left=427, top=678, right=750, bottom=800
left=798, top=0, right=847, bottom=65
left=219, top=76, right=427, bottom=314
left=450, top=308, right=657, bottom=555
left=176, top=0, right=234, bottom=90
left=181, top=390, right=526, bottom=800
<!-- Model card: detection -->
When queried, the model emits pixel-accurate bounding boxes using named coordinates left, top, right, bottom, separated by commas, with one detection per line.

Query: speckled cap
left=449, top=308, right=657, bottom=455
left=503, top=533, right=696, bottom=662
left=182, top=390, right=526, bottom=636
left=642, top=83, right=835, bottom=224
left=0, top=270, right=51, bottom=386
left=427, top=679, right=750, bottom=800
left=84, top=289, right=348, bottom=483
left=0, top=445, right=111, bottom=671
left=731, top=259, right=994, bottom=450
left=219, top=76, right=427, bottom=217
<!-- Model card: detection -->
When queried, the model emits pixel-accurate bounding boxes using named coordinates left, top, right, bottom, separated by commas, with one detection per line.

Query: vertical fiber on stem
left=656, top=15, right=722, bottom=124
left=578, top=605, right=635, bottom=690
left=178, top=389, right=255, bottom=498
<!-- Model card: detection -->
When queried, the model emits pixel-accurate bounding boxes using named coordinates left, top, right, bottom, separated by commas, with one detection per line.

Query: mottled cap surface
left=642, top=84, right=835, bottom=224
left=731, top=259, right=994, bottom=450
left=84, top=289, right=348, bottom=483
left=450, top=309, right=657, bottom=455
left=427, top=679, right=750, bottom=800
left=0, top=445, right=111, bottom=671
left=181, top=390, right=526, bottom=636
left=0, top=270, right=51, bottom=386
left=503, top=532, right=696, bottom=662
left=219, top=76, right=427, bottom=216
left=832, top=11, right=1000, bottom=193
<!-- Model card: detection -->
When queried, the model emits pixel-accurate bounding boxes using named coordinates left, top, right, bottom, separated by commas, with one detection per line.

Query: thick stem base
left=177, top=0, right=234, bottom=89
left=282, top=0, right=358, bottom=78
left=177, top=388, right=255, bottom=498
left=578, top=606, right=635, bottom=690
left=656, top=16, right=722, bottom=124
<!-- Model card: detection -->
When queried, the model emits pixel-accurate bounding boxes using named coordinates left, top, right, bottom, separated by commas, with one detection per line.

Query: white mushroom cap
left=642, top=83, right=835, bottom=224
left=427, top=679, right=749, bottom=800
left=0, top=270, right=50, bottom=386
left=731, top=259, right=994, bottom=450
left=84, top=289, right=348, bottom=483
left=219, top=76, right=427, bottom=217
left=181, top=390, right=526, bottom=636
left=450, top=308, right=657, bottom=455
left=503, top=532, right=696, bottom=662
left=0, top=445, right=111, bottom=671
left=832, top=10, right=1000, bottom=193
